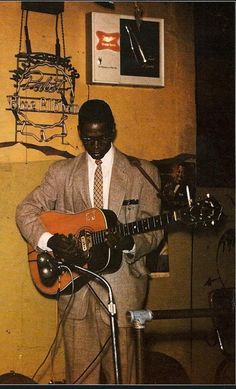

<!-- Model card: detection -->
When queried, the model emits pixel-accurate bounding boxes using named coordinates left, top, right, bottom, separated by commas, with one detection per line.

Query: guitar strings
left=31, top=265, right=75, bottom=382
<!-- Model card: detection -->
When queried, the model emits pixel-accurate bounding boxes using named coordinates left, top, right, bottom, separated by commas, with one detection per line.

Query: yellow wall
left=0, top=1, right=196, bottom=163
left=1, top=2, right=234, bottom=385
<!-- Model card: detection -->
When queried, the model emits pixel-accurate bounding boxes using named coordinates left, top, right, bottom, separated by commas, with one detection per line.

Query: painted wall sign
left=7, top=52, right=80, bottom=143
left=88, top=12, right=164, bottom=87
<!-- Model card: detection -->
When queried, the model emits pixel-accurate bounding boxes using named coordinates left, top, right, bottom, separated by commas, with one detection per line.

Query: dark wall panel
left=194, top=3, right=235, bottom=187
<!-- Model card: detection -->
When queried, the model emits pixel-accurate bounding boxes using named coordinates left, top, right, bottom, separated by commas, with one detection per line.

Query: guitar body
left=27, top=196, right=222, bottom=298
left=28, top=208, right=122, bottom=297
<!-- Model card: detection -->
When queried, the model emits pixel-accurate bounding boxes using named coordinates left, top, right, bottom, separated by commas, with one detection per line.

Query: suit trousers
left=61, top=289, right=137, bottom=384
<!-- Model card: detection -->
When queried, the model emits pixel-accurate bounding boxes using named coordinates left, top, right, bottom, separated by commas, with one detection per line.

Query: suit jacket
left=16, top=148, right=163, bottom=326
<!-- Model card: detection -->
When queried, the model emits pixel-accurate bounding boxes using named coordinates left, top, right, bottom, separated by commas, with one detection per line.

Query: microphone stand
left=73, top=265, right=121, bottom=384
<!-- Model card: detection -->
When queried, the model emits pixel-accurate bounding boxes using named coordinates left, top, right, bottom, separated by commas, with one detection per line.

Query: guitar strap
left=126, top=155, right=162, bottom=199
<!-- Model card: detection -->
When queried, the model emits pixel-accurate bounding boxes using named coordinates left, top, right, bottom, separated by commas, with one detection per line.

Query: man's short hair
left=78, top=99, right=115, bottom=130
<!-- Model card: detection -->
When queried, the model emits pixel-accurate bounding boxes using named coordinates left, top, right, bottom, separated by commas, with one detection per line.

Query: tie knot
left=95, top=159, right=102, bottom=166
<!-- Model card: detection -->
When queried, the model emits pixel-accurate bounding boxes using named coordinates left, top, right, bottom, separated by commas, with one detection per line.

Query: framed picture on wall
left=147, top=156, right=196, bottom=278
left=87, top=12, right=164, bottom=87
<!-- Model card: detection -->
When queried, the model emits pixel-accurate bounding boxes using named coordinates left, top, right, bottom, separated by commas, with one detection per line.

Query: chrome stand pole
left=127, top=309, right=153, bottom=384
left=75, top=265, right=121, bottom=384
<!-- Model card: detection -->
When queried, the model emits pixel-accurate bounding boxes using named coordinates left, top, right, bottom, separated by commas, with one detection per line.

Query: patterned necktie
left=93, top=160, right=103, bottom=208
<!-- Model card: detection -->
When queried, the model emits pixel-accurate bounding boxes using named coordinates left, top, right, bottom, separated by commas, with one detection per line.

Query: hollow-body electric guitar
left=28, top=195, right=222, bottom=297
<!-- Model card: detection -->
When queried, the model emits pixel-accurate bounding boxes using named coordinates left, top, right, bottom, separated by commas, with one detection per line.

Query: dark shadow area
left=144, top=350, right=191, bottom=384
left=194, top=3, right=235, bottom=187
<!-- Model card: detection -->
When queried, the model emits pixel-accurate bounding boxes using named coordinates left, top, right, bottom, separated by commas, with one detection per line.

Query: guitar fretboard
left=91, top=212, right=176, bottom=246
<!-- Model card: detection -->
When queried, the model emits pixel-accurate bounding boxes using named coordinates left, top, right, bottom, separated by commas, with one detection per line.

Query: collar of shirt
left=87, top=144, right=115, bottom=208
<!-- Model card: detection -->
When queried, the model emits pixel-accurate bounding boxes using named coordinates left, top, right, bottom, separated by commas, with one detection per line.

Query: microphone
left=37, top=252, right=61, bottom=287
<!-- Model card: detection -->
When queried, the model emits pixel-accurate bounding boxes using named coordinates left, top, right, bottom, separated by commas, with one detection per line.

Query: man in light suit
left=16, top=99, right=163, bottom=384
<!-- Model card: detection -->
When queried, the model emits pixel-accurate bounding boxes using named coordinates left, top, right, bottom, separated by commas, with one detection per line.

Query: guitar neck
left=91, top=210, right=178, bottom=246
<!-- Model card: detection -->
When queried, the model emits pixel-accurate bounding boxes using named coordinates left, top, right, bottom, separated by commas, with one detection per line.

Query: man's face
left=172, top=164, right=185, bottom=184
left=79, top=122, right=114, bottom=160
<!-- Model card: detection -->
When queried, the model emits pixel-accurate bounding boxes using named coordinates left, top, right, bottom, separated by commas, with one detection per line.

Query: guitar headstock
left=179, top=194, right=223, bottom=228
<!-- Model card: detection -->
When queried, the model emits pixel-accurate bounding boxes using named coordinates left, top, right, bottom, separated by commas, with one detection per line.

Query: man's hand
left=48, top=233, right=83, bottom=263
left=104, top=231, right=134, bottom=251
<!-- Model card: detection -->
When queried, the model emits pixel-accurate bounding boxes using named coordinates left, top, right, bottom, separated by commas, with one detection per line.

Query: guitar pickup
left=79, top=230, right=92, bottom=254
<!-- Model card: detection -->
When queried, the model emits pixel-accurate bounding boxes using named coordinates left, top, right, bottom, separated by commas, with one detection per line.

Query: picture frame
left=87, top=12, right=164, bottom=87
left=147, top=157, right=196, bottom=278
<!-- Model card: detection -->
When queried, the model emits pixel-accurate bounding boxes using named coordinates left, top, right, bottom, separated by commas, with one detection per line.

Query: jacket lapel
left=72, top=153, right=92, bottom=211
left=108, top=149, right=128, bottom=216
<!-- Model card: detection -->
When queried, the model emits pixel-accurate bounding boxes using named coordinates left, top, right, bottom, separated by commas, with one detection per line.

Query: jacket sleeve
left=15, top=163, right=60, bottom=249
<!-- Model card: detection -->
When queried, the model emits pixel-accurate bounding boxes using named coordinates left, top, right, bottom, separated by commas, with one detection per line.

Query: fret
left=131, top=222, right=138, bottom=235
left=101, top=230, right=106, bottom=243
left=151, top=217, right=156, bottom=229
left=92, top=232, right=98, bottom=245
left=153, top=215, right=160, bottom=229
left=116, top=224, right=122, bottom=236
left=96, top=231, right=101, bottom=244
left=137, top=222, right=141, bottom=234
left=92, top=230, right=104, bottom=245
left=120, top=223, right=128, bottom=237
left=127, top=223, right=132, bottom=235
left=122, top=223, right=129, bottom=237
left=141, top=218, right=149, bottom=232
left=137, top=221, right=141, bottom=234
left=163, top=212, right=173, bottom=226
left=94, top=231, right=99, bottom=244
left=98, top=230, right=104, bottom=244
left=91, top=211, right=171, bottom=246
left=166, top=213, right=169, bottom=225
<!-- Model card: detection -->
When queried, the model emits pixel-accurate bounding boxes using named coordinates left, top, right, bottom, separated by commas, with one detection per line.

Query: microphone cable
left=88, top=282, right=110, bottom=314
left=71, top=264, right=119, bottom=384
left=31, top=265, right=75, bottom=382
left=49, top=265, right=76, bottom=382
left=72, top=335, right=111, bottom=384
left=32, top=262, right=118, bottom=383
left=71, top=281, right=113, bottom=383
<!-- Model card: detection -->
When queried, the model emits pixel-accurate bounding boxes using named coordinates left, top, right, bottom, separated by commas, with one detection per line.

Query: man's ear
left=111, top=126, right=117, bottom=141
left=78, top=125, right=82, bottom=138
left=78, top=128, right=85, bottom=145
